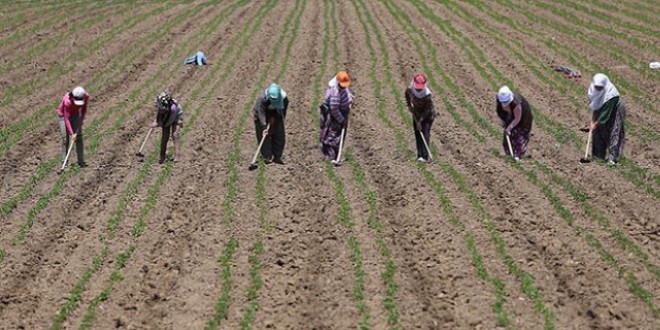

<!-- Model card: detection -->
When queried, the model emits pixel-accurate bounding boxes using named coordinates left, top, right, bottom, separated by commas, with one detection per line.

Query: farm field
left=2, top=0, right=660, bottom=329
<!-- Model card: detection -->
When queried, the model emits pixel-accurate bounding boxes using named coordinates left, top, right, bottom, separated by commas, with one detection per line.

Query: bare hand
left=71, top=133, right=77, bottom=140
left=150, top=122, right=157, bottom=128
left=589, top=122, right=598, bottom=131
left=416, top=122, right=422, bottom=131
left=262, top=129, right=269, bottom=136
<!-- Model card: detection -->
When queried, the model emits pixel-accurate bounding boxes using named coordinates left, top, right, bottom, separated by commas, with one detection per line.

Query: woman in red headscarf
left=404, top=74, right=436, bottom=162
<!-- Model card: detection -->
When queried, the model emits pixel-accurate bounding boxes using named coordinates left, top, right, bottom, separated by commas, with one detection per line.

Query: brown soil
left=1, top=1, right=660, bottom=330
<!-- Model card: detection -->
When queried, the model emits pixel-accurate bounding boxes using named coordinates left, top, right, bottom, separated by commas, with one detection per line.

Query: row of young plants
left=0, top=1, right=179, bottom=109
left=485, top=0, right=660, bottom=192
left=355, top=0, right=530, bottom=328
left=0, top=0, right=100, bottom=31
left=450, top=0, right=660, bottom=202
left=235, top=1, right=306, bottom=329
left=0, top=0, right=105, bottom=53
left=526, top=0, right=660, bottom=111
left=47, top=1, right=270, bottom=327
left=0, top=1, right=222, bottom=248
left=395, top=0, right=660, bottom=318
left=43, top=0, right=244, bottom=325
left=440, top=0, right=660, bottom=284
left=0, top=2, right=200, bottom=164
left=0, top=1, right=179, bottom=157
left=0, top=1, right=136, bottom=77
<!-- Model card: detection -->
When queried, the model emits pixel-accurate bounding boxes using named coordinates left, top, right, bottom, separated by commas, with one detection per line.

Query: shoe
left=417, top=157, right=427, bottom=163
left=607, top=159, right=617, bottom=165
left=273, top=158, right=285, bottom=165
left=330, top=159, right=337, bottom=164
left=78, top=162, right=88, bottom=168
left=159, top=157, right=166, bottom=164
left=514, top=157, right=520, bottom=162
left=264, top=158, right=273, bottom=164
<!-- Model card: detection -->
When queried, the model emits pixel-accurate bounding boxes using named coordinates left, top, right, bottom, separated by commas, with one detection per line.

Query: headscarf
left=410, top=79, right=431, bottom=99
left=588, top=73, right=619, bottom=111
left=497, top=86, right=514, bottom=104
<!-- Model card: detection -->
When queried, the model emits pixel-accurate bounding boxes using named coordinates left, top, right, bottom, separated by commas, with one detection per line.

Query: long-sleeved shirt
left=252, top=91, right=289, bottom=126
left=404, top=87, right=435, bottom=121
left=57, top=92, right=89, bottom=135
left=324, top=84, right=353, bottom=124
left=155, top=101, right=183, bottom=127
left=592, top=96, right=619, bottom=125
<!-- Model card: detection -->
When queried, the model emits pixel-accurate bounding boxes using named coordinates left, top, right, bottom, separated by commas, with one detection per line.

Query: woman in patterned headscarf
left=496, top=86, right=533, bottom=161
left=587, top=73, right=626, bottom=164
left=151, top=91, right=184, bottom=164
left=319, top=71, right=353, bottom=163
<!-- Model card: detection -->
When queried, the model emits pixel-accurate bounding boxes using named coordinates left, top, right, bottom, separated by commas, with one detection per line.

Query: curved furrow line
left=0, top=2, right=208, bottom=227
left=0, top=2, right=196, bottom=161
left=16, top=1, right=237, bottom=327
left=355, top=0, right=526, bottom=328
left=0, top=0, right=236, bottom=257
left=434, top=0, right=660, bottom=282
left=0, top=1, right=178, bottom=110
left=236, top=1, right=306, bottom=329
left=428, top=0, right=660, bottom=201
left=394, top=0, right=660, bottom=319
left=46, top=0, right=274, bottom=329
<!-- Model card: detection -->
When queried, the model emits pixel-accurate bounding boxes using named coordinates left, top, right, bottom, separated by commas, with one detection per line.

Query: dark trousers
left=58, top=115, right=84, bottom=164
left=593, top=101, right=626, bottom=162
left=255, top=115, right=285, bottom=160
left=414, top=117, right=433, bottom=159
left=160, top=123, right=181, bottom=161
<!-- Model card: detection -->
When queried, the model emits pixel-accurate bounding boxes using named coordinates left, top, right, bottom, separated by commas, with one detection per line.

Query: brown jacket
left=405, top=88, right=435, bottom=121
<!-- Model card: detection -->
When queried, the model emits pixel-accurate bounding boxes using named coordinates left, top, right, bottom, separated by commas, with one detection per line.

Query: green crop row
left=73, top=245, right=136, bottom=330
left=50, top=1, right=272, bottom=328
left=445, top=0, right=660, bottom=281
left=0, top=2, right=180, bottom=108
left=48, top=246, right=110, bottom=330
left=4, top=2, right=221, bottom=245
left=0, top=1, right=214, bottom=161
left=0, top=1, right=136, bottom=77
left=204, top=238, right=238, bottom=330
left=450, top=0, right=660, bottom=201
left=401, top=0, right=660, bottom=317
left=0, top=0, right=101, bottom=52
left=346, top=148, right=402, bottom=330
left=0, top=2, right=177, bottom=157
left=376, top=0, right=562, bottom=327
left=0, top=0, right=228, bottom=238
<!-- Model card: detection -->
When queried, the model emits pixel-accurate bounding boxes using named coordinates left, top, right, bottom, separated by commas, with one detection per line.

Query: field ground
left=2, top=1, right=660, bottom=329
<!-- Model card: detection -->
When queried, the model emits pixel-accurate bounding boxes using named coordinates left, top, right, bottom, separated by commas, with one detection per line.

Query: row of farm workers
left=55, top=71, right=625, bottom=171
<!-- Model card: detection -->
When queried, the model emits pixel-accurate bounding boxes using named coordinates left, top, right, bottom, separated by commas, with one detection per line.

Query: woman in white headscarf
left=405, top=73, right=436, bottom=162
left=496, top=85, right=533, bottom=161
left=587, top=73, right=626, bottom=164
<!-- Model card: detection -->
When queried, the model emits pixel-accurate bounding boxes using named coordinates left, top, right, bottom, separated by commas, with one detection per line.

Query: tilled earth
left=2, top=1, right=660, bottom=329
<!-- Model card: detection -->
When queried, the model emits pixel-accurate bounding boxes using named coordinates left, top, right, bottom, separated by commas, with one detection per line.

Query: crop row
left=48, top=0, right=286, bottom=327
left=42, top=0, right=245, bottom=326
left=398, top=0, right=660, bottom=317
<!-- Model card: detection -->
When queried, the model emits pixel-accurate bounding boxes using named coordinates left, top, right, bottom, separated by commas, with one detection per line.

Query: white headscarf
left=410, top=79, right=431, bottom=98
left=588, top=73, right=619, bottom=111
left=497, top=86, right=514, bottom=104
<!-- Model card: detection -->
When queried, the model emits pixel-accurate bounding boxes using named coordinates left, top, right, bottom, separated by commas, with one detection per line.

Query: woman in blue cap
left=253, top=83, right=289, bottom=164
